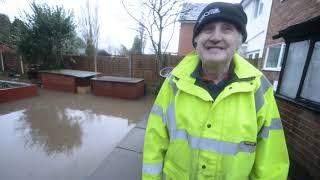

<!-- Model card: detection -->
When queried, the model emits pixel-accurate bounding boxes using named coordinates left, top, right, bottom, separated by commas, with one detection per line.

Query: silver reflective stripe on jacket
left=255, top=75, right=271, bottom=113
left=150, top=104, right=167, bottom=124
left=172, top=129, right=256, bottom=155
left=167, top=75, right=177, bottom=138
left=143, top=163, right=163, bottom=175
left=258, top=118, right=283, bottom=139
left=143, top=75, right=177, bottom=176
left=165, top=75, right=256, bottom=155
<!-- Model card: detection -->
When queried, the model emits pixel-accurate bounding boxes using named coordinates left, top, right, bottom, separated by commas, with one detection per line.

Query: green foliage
left=97, top=49, right=110, bottom=56
left=0, top=13, right=11, bottom=43
left=85, top=38, right=95, bottom=56
left=17, top=2, right=76, bottom=69
left=64, top=36, right=86, bottom=55
left=119, top=44, right=129, bottom=56
left=8, top=18, right=27, bottom=50
left=130, top=35, right=143, bottom=54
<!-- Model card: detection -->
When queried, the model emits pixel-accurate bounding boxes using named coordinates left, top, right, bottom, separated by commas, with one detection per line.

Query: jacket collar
left=171, top=51, right=262, bottom=102
left=172, top=51, right=261, bottom=81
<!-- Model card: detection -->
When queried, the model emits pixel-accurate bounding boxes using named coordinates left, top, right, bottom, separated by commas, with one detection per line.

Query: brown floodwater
left=0, top=89, right=154, bottom=180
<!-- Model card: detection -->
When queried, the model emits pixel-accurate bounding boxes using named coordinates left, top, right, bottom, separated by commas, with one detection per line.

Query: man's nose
left=208, top=29, right=223, bottom=42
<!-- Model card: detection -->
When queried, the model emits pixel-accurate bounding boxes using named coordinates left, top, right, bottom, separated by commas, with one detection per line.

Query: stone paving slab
left=136, top=114, right=148, bottom=129
left=87, top=117, right=149, bottom=180
left=117, top=128, right=145, bottom=154
left=87, top=148, right=142, bottom=180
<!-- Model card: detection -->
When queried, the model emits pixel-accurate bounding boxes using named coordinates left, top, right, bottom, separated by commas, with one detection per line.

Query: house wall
left=277, top=98, right=320, bottom=179
left=177, top=22, right=195, bottom=56
left=263, top=0, right=320, bottom=82
left=263, top=1, right=320, bottom=178
left=243, top=0, right=273, bottom=59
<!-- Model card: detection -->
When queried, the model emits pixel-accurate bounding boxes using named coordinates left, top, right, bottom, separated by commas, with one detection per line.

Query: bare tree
left=137, top=22, right=147, bottom=53
left=79, top=0, right=100, bottom=72
left=122, top=0, right=189, bottom=75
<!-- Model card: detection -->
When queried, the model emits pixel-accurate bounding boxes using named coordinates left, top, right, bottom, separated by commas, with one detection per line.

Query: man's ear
left=194, top=37, right=198, bottom=48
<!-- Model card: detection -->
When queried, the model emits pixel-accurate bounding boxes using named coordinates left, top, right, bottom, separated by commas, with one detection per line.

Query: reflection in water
left=16, top=107, right=83, bottom=156
left=15, top=107, right=135, bottom=156
left=1, top=108, right=134, bottom=178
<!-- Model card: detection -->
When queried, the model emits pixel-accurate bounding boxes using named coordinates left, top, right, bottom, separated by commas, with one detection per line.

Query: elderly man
left=142, top=2, right=289, bottom=180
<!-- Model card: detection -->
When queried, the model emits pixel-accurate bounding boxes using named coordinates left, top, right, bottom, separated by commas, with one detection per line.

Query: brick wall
left=263, top=0, right=320, bottom=81
left=277, top=98, right=320, bottom=178
left=263, top=1, right=320, bottom=178
left=262, top=70, right=280, bottom=83
left=178, top=23, right=195, bottom=55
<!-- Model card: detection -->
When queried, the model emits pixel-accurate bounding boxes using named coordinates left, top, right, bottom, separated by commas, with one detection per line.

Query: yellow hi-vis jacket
left=142, top=52, right=289, bottom=180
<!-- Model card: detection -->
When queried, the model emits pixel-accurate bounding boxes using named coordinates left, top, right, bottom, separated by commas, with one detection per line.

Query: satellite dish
left=159, top=67, right=174, bottom=78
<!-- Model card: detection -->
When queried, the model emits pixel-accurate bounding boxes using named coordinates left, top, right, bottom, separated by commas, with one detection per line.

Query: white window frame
left=263, top=43, right=286, bottom=71
left=258, top=2, right=264, bottom=16
left=247, top=50, right=260, bottom=59
left=253, top=0, right=262, bottom=18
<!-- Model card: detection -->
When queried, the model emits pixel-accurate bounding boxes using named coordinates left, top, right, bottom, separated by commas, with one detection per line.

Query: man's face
left=194, top=21, right=242, bottom=65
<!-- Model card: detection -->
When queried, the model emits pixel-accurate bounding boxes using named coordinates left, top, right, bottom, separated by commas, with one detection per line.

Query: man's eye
left=222, top=25, right=234, bottom=31
left=203, top=27, right=213, bottom=34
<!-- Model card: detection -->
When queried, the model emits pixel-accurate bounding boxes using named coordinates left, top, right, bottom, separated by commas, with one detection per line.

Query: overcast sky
left=0, top=0, right=241, bottom=53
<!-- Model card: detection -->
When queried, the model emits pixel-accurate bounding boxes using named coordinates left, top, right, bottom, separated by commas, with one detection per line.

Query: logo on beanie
left=198, top=8, right=221, bottom=23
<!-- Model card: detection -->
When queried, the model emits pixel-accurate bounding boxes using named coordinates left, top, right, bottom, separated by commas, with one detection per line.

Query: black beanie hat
left=192, top=2, right=247, bottom=47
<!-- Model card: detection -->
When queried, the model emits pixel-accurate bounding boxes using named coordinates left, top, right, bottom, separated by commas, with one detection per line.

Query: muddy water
left=0, top=89, right=154, bottom=179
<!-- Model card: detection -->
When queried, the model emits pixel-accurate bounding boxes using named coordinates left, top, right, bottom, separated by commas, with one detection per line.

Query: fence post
left=20, top=56, right=24, bottom=74
left=128, top=54, right=132, bottom=77
left=0, top=52, right=4, bottom=71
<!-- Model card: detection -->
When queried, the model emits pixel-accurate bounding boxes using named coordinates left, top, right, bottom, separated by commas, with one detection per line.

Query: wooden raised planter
left=0, top=80, right=37, bottom=103
left=91, top=76, right=145, bottom=99
left=40, top=69, right=100, bottom=93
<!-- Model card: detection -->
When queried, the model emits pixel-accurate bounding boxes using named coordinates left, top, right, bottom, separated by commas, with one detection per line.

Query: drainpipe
left=0, top=52, right=4, bottom=72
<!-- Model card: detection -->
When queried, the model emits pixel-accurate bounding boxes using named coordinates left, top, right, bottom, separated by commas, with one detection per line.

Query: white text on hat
left=199, top=8, right=221, bottom=23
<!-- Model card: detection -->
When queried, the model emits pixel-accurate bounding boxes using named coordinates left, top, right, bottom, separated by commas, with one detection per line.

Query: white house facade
left=241, top=0, right=273, bottom=61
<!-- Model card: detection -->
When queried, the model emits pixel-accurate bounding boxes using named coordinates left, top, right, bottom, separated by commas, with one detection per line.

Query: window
left=258, top=2, right=264, bottom=16
left=300, top=42, right=320, bottom=103
left=279, top=41, right=309, bottom=98
left=275, top=15, right=320, bottom=111
left=263, top=43, right=286, bottom=70
left=247, top=51, right=259, bottom=60
left=277, top=40, right=320, bottom=108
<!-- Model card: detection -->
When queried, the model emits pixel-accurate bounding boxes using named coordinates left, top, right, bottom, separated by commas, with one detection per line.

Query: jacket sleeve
left=250, top=76, right=290, bottom=180
left=142, top=78, right=174, bottom=180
